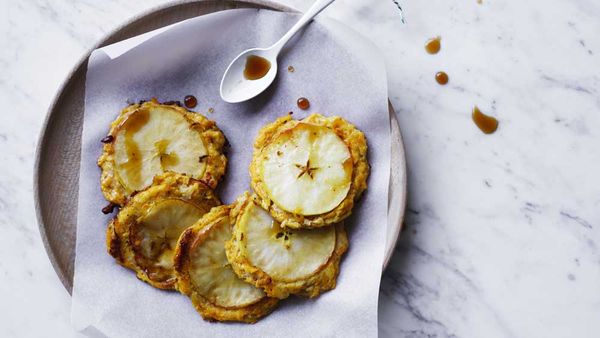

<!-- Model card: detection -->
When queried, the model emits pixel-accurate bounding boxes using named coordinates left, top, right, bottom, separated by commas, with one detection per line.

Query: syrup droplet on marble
left=472, top=106, right=499, bottom=134
left=425, top=36, right=441, bottom=54
left=435, top=71, right=449, bottom=85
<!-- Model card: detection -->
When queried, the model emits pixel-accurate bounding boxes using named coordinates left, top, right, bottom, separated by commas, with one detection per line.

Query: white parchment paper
left=72, top=9, right=389, bottom=338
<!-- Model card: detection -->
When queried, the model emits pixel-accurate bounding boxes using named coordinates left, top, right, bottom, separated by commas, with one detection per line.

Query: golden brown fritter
left=174, top=205, right=278, bottom=323
left=99, top=99, right=227, bottom=206
left=107, top=172, right=220, bottom=290
left=249, top=113, right=368, bottom=229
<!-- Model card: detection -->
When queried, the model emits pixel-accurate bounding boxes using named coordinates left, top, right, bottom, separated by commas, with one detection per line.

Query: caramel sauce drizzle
left=244, top=55, right=271, bottom=80
left=425, top=36, right=441, bottom=54
left=297, top=97, right=310, bottom=110
left=154, top=139, right=180, bottom=169
left=472, top=106, right=499, bottom=134
left=435, top=71, right=449, bottom=85
left=121, top=109, right=150, bottom=187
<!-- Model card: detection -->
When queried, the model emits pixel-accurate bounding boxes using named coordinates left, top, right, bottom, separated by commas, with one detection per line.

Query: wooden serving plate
left=33, top=0, right=407, bottom=294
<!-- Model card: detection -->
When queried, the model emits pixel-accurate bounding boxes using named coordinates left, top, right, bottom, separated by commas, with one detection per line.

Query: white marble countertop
left=2, top=0, right=599, bottom=337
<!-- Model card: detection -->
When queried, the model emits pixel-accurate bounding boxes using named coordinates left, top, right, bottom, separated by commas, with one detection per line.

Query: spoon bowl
left=220, top=48, right=278, bottom=103
left=219, top=0, right=335, bottom=103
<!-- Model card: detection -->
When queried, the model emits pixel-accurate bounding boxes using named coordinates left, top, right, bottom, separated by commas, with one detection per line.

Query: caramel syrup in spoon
left=244, top=55, right=271, bottom=80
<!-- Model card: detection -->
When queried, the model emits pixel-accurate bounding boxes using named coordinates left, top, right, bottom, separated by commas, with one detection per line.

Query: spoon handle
left=270, top=0, right=335, bottom=54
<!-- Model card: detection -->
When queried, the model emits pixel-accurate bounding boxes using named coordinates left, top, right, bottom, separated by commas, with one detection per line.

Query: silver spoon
left=220, top=0, right=335, bottom=103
